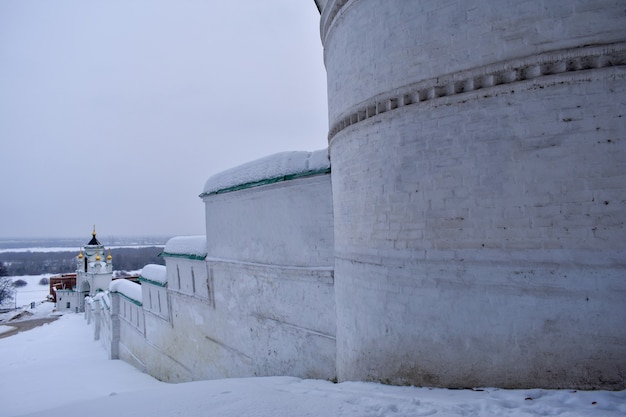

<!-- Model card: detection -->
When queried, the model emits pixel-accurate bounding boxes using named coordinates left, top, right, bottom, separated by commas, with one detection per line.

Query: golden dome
left=106, top=249, right=112, bottom=261
left=95, top=254, right=101, bottom=261
left=78, top=251, right=84, bottom=259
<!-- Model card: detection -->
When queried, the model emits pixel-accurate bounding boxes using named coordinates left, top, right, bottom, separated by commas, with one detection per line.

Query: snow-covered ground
left=0, top=281, right=624, bottom=417
left=0, top=275, right=53, bottom=311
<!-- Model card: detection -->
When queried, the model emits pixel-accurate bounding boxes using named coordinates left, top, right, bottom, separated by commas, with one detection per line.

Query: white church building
left=55, top=228, right=113, bottom=313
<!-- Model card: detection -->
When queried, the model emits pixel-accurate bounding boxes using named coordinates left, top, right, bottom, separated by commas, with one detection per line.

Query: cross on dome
left=87, top=225, right=101, bottom=246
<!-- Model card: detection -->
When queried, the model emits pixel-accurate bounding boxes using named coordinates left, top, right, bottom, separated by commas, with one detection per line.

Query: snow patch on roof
left=202, top=149, right=330, bottom=196
left=140, top=264, right=167, bottom=284
left=109, top=279, right=142, bottom=304
left=164, top=235, right=207, bottom=257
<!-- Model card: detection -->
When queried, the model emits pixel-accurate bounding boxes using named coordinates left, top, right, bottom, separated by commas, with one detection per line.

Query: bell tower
left=75, top=226, right=113, bottom=311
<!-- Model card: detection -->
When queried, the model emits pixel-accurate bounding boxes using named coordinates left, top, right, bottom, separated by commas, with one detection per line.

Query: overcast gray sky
left=0, top=1, right=328, bottom=239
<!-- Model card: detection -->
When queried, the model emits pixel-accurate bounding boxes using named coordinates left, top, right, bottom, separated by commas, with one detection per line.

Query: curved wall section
left=322, top=0, right=625, bottom=123
left=321, top=0, right=626, bottom=388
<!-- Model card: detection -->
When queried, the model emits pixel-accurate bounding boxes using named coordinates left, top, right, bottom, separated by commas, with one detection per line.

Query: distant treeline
left=0, top=247, right=165, bottom=276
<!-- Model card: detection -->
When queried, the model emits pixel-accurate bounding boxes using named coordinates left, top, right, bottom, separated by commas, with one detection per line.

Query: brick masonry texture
left=322, top=0, right=626, bottom=388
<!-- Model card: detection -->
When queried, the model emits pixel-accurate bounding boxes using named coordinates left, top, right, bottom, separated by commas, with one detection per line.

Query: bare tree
left=0, top=276, right=14, bottom=305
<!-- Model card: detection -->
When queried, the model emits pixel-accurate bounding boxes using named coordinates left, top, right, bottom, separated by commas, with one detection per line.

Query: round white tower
left=317, top=0, right=626, bottom=388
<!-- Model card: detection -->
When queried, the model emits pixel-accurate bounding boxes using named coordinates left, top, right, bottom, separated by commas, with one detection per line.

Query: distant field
left=0, top=275, right=55, bottom=309
left=0, top=236, right=170, bottom=250
left=0, top=237, right=167, bottom=277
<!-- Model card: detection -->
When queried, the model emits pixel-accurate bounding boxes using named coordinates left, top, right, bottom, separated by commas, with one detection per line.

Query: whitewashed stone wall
left=198, top=174, right=336, bottom=380
left=85, top=293, right=117, bottom=360
left=117, top=274, right=195, bottom=383
left=204, top=174, right=334, bottom=267
left=86, top=173, right=336, bottom=383
left=111, top=291, right=147, bottom=372
left=320, top=0, right=626, bottom=389
left=141, top=280, right=168, bottom=320
left=55, top=289, right=78, bottom=312
left=166, top=257, right=211, bottom=302
left=87, top=281, right=188, bottom=381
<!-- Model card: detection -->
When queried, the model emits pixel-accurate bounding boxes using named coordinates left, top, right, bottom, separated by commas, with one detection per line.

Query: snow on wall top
left=92, top=291, right=111, bottom=309
left=109, top=279, right=142, bottom=304
left=140, top=264, right=167, bottom=284
left=163, top=235, right=207, bottom=259
left=201, top=149, right=330, bottom=196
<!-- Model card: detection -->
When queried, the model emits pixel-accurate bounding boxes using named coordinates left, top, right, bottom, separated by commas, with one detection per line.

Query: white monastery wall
left=320, top=0, right=626, bottom=388
left=55, top=289, right=78, bottom=312
left=86, top=172, right=336, bottom=383
left=140, top=257, right=335, bottom=382
left=198, top=174, right=336, bottom=380
left=85, top=293, right=117, bottom=359
left=123, top=270, right=197, bottom=383
left=114, top=294, right=147, bottom=371
left=166, top=257, right=210, bottom=300
left=141, top=280, right=169, bottom=320
left=97, top=297, right=115, bottom=358
left=204, top=175, right=334, bottom=267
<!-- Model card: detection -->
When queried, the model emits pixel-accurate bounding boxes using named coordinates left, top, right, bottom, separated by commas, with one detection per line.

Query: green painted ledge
left=199, top=167, right=331, bottom=198
left=111, top=291, right=143, bottom=307
left=101, top=295, right=110, bottom=310
left=160, top=252, right=207, bottom=261
left=138, top=276, right=168, bottom=287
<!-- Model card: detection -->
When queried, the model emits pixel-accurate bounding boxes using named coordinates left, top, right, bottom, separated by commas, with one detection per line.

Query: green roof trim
left=138, top=276, right=168, bottom=287
left=112, top=290, right=143, bottom=307
left=160, top=252, right=207, bottom=261
left=101, top=295, right=110, bottom=310
left=199, top=167, right=331, bottom=198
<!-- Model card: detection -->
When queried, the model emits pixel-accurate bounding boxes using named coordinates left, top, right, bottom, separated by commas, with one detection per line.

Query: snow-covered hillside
left=0, top=275, right=52, bottom=310
left=0, top=300, right=624, bottom=417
